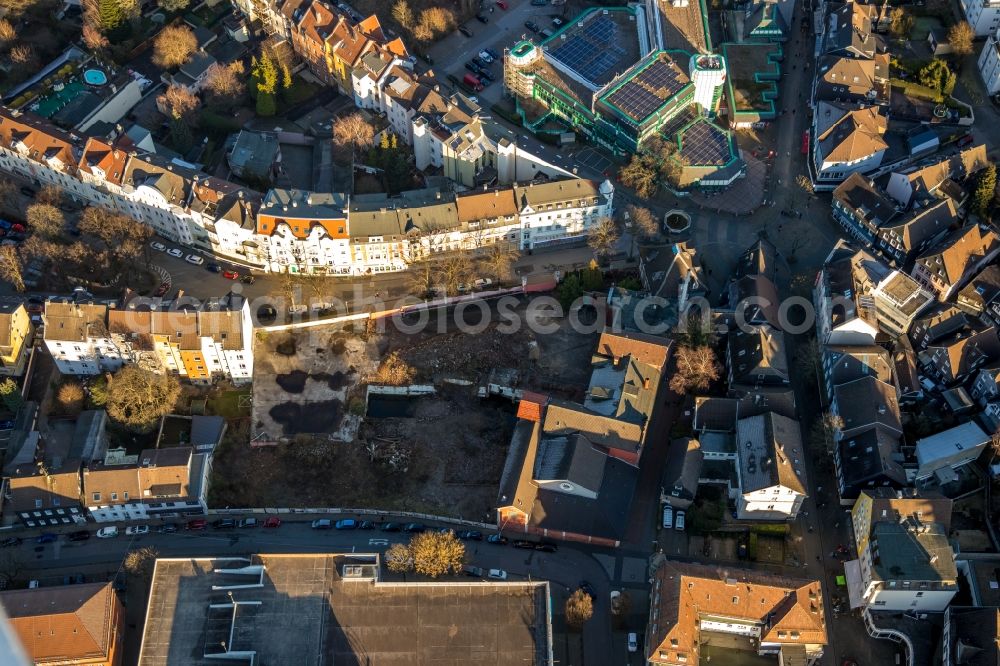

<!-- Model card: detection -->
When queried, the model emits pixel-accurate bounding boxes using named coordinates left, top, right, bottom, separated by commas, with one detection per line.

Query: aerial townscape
left=0, top=0, right=997, bottom=661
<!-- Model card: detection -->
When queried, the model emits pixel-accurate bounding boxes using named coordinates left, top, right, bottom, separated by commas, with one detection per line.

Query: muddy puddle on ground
left=275, top=370, right=349, bottom=394
left=268, top=399, right=344, bottom=434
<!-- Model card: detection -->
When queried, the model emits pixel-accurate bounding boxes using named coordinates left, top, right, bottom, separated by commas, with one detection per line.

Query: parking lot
left=427, top=0, right=571, bottom=106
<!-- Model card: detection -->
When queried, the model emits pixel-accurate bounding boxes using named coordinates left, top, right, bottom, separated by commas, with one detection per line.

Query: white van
left=662, top=505, right=673, bottom=529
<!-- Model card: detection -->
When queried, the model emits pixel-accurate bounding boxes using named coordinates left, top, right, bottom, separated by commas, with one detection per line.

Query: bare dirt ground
left=251, top=327, right=380, bottom=442
left=212, top=298, right=601, bottom=515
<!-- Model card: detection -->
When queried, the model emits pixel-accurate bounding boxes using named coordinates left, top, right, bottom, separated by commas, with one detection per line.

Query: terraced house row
left=0, top=106, right=613, bottom=275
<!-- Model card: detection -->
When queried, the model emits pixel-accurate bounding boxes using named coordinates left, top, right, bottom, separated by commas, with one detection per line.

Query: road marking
left=368, top=538, right=389, bottom=546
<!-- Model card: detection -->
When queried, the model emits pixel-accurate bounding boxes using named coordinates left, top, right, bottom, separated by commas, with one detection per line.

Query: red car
left=186, top=519, right=208, bottom=530
left=11, top=224, right=24, bottom=233
left=263, top=517, right=282, bottom=528
left=222, top=270, right=240, bottom=280
left=495, top=0, right=508, bottom=8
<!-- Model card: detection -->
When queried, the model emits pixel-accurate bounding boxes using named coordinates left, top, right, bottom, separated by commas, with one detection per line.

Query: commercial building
left=645, top=561, right=827, bottom=665
left=138, top=554, right=553, bottom=665
left=0, top=583, right=123, bottom=666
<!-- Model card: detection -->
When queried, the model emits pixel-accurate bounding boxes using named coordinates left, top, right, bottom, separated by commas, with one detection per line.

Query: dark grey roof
left=190, top=415, right=226, bottom=451
left=728, top=324, right=788, bottom=385
left=534, top=433, right=606, bottom=493
left=823, top=345, right=893, bottom=387
left=837, top=427, right=905, bottom=488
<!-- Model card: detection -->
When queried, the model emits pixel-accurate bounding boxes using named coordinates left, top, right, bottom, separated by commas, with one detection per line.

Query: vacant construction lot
left=211, top=298, right=601, bottom=515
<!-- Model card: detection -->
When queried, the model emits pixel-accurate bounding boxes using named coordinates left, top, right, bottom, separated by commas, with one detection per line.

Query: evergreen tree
left=97, top=0, right=123, bottom=32
left=248, top=56, right=260, bottom=100
left=256, top=92, right=276, bottom=117
left=0, top=378, right=21, bottom=412
left=972, top=164, right=997, bottom=219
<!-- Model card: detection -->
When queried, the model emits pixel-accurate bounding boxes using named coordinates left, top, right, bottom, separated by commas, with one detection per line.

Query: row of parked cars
left=662, top=505, right=685, bottom=531
left=23, top=517, right=284, bottom=544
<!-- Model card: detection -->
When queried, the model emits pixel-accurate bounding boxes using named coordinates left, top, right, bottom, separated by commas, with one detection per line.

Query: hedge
left=890, top=78, right=943, bottom=102
left=751, top=523, right=790, bottom=535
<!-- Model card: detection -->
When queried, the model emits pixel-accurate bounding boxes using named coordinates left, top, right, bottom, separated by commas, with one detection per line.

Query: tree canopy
left=106, top=366, right=181, bottom=432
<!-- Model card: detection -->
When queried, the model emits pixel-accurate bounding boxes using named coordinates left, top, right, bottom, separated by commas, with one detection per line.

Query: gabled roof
left=923, top=326, right=1000, bottom=382
left=43, top=302, right=109, bottom=342
left=825, top=0, right=876, bottom=57
left=1, top=583, right=118, bottom=663
left=455, top=187, right=519, bottom=223
left=833, top=376, right=901, bottom=434
left=77, top=136, right=129, bottom=184
left=832, top=173, right=898, bottom=228
left=735, top=412, right=806, bottom=494
left=879, top=197, right=957, bottom=255
left=594, top=330, right=671, bottom=372
left=859, top=487, right=953, bottom=533
left=514, top=178, right=604, bottom=211
left=0, top=108, right=78, bottom=168
left=647, top=562, right=826, bottom=664
left=83, top=447, right=194, bottom=505
left=957, top=265, right=1000, bottom=315
left=728, top=274, right=780, bottom=326
left=729, top=324, right=788, bottom=384
left=837, top=427, right=905, bottom=487
left=915, top=223, right=1000, bottom=290
left=823, top=345, right=893, bottom=386
left=734, top=238, right=776, bottom=280
left=4, top=463, right=82, bottom=513
left=891, top=144, right=990, bottom=205
left=816, top=103, right=887, bottom=164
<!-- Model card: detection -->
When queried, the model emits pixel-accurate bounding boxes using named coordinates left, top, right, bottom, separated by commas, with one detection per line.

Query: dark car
left=421, top=53, right=434, bottom=65
left=459, top=25, right=473, bottom=37
left=579, top=581, right=596, bottom=599
left=485, top=48, right=499, bottom=60
left=457, top=530, right=483, bottom=541
left=0, top=537, right=21, bottom=547
left=212, top=519, right=236, bottom=529
left=525, top=20, right=540, bottom=32
left=358, top=520, right=375, bottom=529
left=19, top=186, right=35, bottom=198
left=472, top=56, right=487, bottom=68
left=513, top=540, right=536, bottom=549
left=534, top=542, right=558, bottom=553
left=780, top=209, right=795, bottom=218
left=403, top=523, right=426, bottom=533
left=0, top=420, right=15, bottom=430
left=158, top=523, right=179, bottom=534
left=207, top=262, right=222, bottom=273
left=381, top=522, right=402, bottom=532
left=486, top=534, right=507, bottom=545
left=465, top=62, right=479, bottom=74
left=67, top=530, right=90, bottom=542
left=475, top=13, right=489, bottom=23
left=241, top=274, right=256, bottom=285
left=478, top=69, right=495, bottom=83
left=186, top=519, right=208, bottom=530
left=37, top=533, right=57, bottom=544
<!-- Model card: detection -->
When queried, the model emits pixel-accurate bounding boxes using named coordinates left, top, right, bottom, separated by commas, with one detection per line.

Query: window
left=92, top=492, right=101, bottom=502
left=123, top=492, right=129, bottom=501
left=34, top=499, right=42, bottom=509
left=110, top=492, right=118, bottom=501
left=732, top=596, right=739, bottom=604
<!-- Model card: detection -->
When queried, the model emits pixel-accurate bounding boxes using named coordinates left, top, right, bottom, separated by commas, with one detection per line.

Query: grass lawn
left=207, top=388, right=252, bottom=420
left=283, top=79, right=322, bottom=107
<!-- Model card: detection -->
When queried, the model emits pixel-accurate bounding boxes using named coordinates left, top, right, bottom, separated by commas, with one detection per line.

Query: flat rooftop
left=139, top=554, right=552, bottom=665
left=543, top=7, right=642, bottom=90
left=601, top=51, right=691, bottom=123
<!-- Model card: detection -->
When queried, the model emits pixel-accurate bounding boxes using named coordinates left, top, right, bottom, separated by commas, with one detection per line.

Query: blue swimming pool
left=83, top=69, right=108, bottom=86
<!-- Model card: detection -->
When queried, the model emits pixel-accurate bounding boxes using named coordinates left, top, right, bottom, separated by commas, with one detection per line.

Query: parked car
left=534, top=542, right=558, bottom=553
left=158, top=523, right=179, bottom=534
left=236, top=519, right=258, bottom=528
left=531, top=0, right=547, bottom=5
left=67, top=530, right=90, bottom=542
left=675, top=510, right=686, bottom=531
left=186, top=519, right=208, bottom=530
left=578, top=581, right=595, bottom=599
left=125, top=525, right=149, bottom=536
left=525, top=20, right=540, bottom=32
left=207, top=262, right=221, bottom=273
left=552, top=17, right=564, bottom=26
left=0, top=420, right=15, bottom=430
left=1, top=537, right=22, bottom=547
left=311, top=519, right=333, bottom=529
left=358, top=520, right=375, bottom=529
left=457, top=530, right=483, bottom=541
left=96, top=527, right=119, bottom=539
left=486, top=534, right=507, bottom=545
left=662, top=505, right=673, bottom=529
left=19, top=186, right=36, bottom=198
left=222, top=270, right=240, bottom=280
left=463, top=565, right=485, bottom=577
left=495, top=0, right=507, bottom=8
left=478, top=69, right=495, bottom=83
left=167, top=248, right=183, bottom=258
left=628, top=632, right=638, bottom=652
left=241, top=274, right=256, bottom=285
left=212, top=519, right=236, bottom=529
left=263, top=517, right=282, bottom=528
left=473, top=278, right=494, bottom=289
left=37, top=533, right=58, bottom=544
left=335, top=519, right=358, bottom=530
left=459, top=25, right=473, bottom=37
left=475, top=13, right=488, bottom=22
left=185, top=254, right=204, bottom=265
left=380, top=522, right=402, bottom=532
left=465, top=61, right=479, bottom=74
left=150, top=241, right=167, bottom=252
left=513, top=540, right=535, bottom=549
left=403, top=523, right=426, bottom=533
left=477, top=51, right=493, bottom=64
left=488, top=569, right=508, bottom=580
left=485, top=48, right=499, bottom=60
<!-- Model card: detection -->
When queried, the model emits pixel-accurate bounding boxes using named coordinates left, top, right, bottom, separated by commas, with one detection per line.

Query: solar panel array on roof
left=604, top=55, right=689, bottom=121
left=549, top=15, right=627, bottom=85
left=680, top=121, right=732, bottom=166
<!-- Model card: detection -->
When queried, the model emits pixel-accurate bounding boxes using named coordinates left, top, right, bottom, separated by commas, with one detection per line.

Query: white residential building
left=732, top=412, right=808, bottom=520
left=42, top=302, right=124, bottom=376
left=814, top=242, right=888, bottom=346
left=255, top=189, right=352, bottom=275
left=83, top=447, right=210, bottom=522
left=979, top=29, right=1000, bottom=94
left=914, top=421, right=991, bottom=481
left=812, top=102, right=888, bottom=186
left=514, top=179, right=615, bottom=250
left=962, top=0, right=1000, bottom=36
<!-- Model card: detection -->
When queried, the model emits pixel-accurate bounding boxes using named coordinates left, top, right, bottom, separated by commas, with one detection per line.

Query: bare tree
left=587, top=216, right=620, bottom=259
left=565, top=589, right=594, bottom=629
left=56, top=381, right=85, bottom=416
left=415, top=6, right=455, bottom=40
left=439, top=253, right=472, bottom=295
left=203, top=61, right=246, bottom=108
left=124, top=546, right=159, bottom=581
left=152, top=24, right=197, bottom=70
left=332, top=113, right=376, bottom=154
left=106, top=365, right=182, bottom=432
left=0, top=19, right=16, bottom=47
left=37, top=184, right=62, bottom=206
left=484, top=242, right=519, bottom=283
left=947, top=21, right=974, bottom=58
left=158, top=84, right=200, bottom=121
left=407, top=259, right=438, bottom=297
left=82, top=22, right=110, bottom=50
left=26, top=203, right=65, bottom=241
left=668, top=344, right=721, bottom=394
left=392, top=0, right=414, bottom=28
left=385, top=543, right=413, bottom=573
left=410, top=530, right=465, bottom=578
left=370, top=351, right=416, bottom=386
left=0, top=0, right=34, bottom=18
left=158, top=0, right=192, bottom=12
left=9, top=43, right=34, bottom=67
left=0, top=246, right=24, bottom=292
left=626, top=204, right=658, bottom=239
left=0, top=179, right=17, bottom=211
